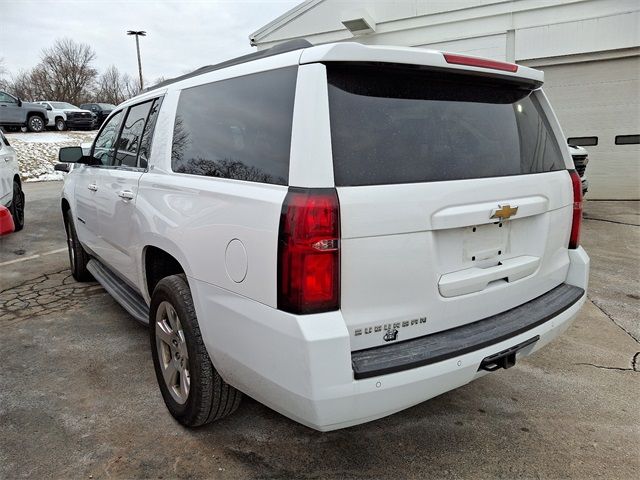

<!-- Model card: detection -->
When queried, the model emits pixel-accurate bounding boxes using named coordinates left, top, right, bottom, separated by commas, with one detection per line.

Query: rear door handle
left=118, top=190, right=135, bottom=200
left=87, top=184, right=98, bottom=191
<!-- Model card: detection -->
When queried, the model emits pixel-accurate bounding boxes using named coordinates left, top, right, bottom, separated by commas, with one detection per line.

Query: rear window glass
left=327, top=64, right=565, bottom=186
left=171, top=67, right=297, bottom=185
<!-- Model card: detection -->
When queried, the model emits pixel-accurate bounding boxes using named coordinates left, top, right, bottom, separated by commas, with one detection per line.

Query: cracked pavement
left=0, top=270, right=102, bottom=326
left=0, top=182, right=638, bottom=479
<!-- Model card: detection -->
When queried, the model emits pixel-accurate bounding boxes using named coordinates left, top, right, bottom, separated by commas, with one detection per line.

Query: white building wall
left=252, top=0, right=639, bottom=59
left=515, top=11, right=640, bottom=60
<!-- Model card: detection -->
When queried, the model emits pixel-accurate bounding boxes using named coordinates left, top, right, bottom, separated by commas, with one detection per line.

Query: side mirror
left=54, top=163, right=71, bottom=173
left=17, top=98, right=22, bottom=107
left=58, top=146, right=84, bottom=163
left=46, top=105, right=52, bottom=111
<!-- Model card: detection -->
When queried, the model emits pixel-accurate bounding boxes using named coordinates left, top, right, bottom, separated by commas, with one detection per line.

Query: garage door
left=539, top=56, right=639, bottom=200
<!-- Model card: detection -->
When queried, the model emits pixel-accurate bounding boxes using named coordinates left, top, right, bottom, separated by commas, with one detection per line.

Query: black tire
left=64, top=209, right=93, bottom=281
left=27, top=115, right=45, bottom=133
left=9, top=180, right=24, bottom=231
left=150, top=274, right=242, bottom=427
left=55, top=117, right=66, bottom=131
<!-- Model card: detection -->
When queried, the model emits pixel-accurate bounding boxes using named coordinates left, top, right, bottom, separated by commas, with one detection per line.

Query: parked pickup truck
left=0, top=90, right=48, bottom=132
left=35, top=101, right=95, bottom=131
left=79, top=103, right=115, bottom=128
left=56, top=41, right=589, bottom=432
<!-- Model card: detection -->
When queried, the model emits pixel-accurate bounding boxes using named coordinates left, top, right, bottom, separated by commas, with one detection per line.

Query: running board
left=87, top=259, right=149, bottom=324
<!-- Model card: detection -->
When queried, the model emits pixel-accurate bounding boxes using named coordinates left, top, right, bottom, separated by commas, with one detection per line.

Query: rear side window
left=327, top=64, right=565, bottom=186
left=171, top=67, right=297, bottom=185
left=115, top=100, right=154, bottom=167
left=138, top=98, right=163, bottom=169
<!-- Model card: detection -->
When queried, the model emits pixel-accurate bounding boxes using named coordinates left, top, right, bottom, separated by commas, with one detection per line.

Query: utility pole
left=127, top=30, right=146, bottom=90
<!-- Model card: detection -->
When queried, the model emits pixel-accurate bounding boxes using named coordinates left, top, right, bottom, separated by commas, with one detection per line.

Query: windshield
left=327, top=64, right=564, bottom=186
left=51, top=102, right=79, bottom=110
left=98, top=103, right=116, bottom=109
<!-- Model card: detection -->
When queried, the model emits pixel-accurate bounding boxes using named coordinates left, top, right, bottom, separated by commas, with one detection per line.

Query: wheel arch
left=143, top=244, right=188, bottom=300
left=27, top=111, right=47, bottom=121
left=61, top=197, right=71, bottom=214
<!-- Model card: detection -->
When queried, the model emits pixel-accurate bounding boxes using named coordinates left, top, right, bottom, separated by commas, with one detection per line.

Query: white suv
left=57, top=41, right=589, bottom=431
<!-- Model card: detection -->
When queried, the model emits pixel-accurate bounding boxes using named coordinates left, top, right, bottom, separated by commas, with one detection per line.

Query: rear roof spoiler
left=300, top=43, right=544, bottom=88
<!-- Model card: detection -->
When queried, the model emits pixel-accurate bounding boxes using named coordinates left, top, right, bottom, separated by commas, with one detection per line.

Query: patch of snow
left=5, top=132, right=79, bottom=144
left=4, top=130, right=96, bottom=182
left=26, top=172, right=65, bottom=182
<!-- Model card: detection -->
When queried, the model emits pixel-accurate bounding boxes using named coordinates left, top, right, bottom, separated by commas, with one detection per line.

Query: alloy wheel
left=29, top=116, right=44, bottom=132
left=155, top=301, right=190, bottom=404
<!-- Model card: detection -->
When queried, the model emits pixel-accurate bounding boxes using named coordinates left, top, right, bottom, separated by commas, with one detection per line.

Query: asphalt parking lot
left=1, top=181, right=638, bottom=479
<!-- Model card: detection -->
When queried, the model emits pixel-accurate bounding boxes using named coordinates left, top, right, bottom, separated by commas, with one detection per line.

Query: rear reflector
left=278, top=188, right=340, bottom=314
left=443, top=53, right=518, bottom=73
left=569, top=170, right=583, bottom=249
left=0, top=205, right=15, bottom=236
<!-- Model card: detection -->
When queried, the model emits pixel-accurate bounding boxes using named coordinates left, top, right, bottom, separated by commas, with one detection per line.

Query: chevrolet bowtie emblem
left=491, top=204, right=518, bottom=220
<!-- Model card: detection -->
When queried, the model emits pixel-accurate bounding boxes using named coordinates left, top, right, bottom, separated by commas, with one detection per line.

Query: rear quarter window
left=171, top=67, right=297, bottom=185
left=327, top=64, right=565, bottom=186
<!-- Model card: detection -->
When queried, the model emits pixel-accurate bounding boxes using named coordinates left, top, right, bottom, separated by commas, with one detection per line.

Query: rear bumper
left=351, top=283, right=583, bottom=379
left=190, top=246, right=589, bottom=431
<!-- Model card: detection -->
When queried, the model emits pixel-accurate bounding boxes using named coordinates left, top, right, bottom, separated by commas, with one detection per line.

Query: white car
left=35, top=101, right=95, bottom=131
left=0, top=130, right=24, bottom=231
left=56, top=41, right=589, bottom=431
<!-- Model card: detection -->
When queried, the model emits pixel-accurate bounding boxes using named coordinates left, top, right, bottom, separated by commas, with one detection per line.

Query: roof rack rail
left=146, top=39, right=313, bottom=91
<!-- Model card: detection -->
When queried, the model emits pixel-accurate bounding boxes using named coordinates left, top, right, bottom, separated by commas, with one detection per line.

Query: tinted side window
left=0, top=92, right=16, bottom=103
left=327, top=64, right=565, bottom=186
left=138, top=97, right=163, bottom=169
left=114, top=100, right=153, bottom=167
left=92, top=110, right=124, bottom=165
left=171, top=67, right=297, bottom=185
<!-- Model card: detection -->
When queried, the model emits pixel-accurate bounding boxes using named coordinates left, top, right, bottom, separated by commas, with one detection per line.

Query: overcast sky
left=1, top=0, right=300, bottom=83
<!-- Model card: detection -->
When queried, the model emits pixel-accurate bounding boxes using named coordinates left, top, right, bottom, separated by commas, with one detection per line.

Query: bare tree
left=122, top=72, right=141, bottom=99
left=95, top=65, right=126, bottom=105
left=6, top=70, right=38, bottom=100
left=1, top=39, right=154, bottom=104
left=29, top=38, right=97, bottom=104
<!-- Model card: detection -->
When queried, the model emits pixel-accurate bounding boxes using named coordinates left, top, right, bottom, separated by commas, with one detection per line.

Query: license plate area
left=463, top=221, right=509, bottom=262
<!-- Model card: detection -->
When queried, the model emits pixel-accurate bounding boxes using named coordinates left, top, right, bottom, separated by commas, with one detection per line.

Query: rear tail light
left=569, top=170, right=583, bottom=249
left=443, top=53, right=518, bottom=73
left=278, top=188, right=340, bottom=314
